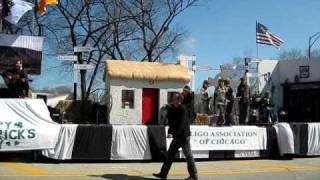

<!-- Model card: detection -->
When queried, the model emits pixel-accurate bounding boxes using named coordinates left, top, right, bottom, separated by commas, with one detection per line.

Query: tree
left=118, top=0, right=198, bottom=62
left=3, top=0, right=199, bottom=122
left=22, top=0, right=198, bottom=103
left=278, top=48, right=320, bottom=60
left=278, top=48, right=306, bottom=60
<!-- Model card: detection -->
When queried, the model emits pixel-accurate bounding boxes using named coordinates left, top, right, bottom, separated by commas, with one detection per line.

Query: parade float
left=0, top=1, right=319, bottom=162
left=2, top=55, right=320, bottom=161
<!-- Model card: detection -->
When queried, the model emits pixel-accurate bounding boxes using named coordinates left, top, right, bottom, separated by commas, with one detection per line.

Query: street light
left=308, top=32, right=320, bottom=60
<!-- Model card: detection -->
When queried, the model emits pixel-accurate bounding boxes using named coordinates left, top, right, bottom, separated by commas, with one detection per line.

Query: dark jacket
left=4, top=68, right=28, bottom=80
left=226, top=86, right=234, bottom=113
left=3, top=68, right=29, bottom=97
left=237, top=84, right=250, bottom=103
left=183, top=92, right=196, bottom=124
left=167, top=104, right=191, bottom=138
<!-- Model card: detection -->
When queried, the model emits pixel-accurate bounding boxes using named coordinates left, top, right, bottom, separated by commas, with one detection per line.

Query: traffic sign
left=194, top=65, right=213, bottom=71
left=58, top=55, right=77, bottom=61
left=74, top=46, right=94, bottom=52
left=74, top=64, right=95, bottom=70
left=246, top=72, right=260, bottom=77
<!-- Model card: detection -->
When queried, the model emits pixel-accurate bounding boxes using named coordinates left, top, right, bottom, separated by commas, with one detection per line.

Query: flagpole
left=256, top=20, right=259, bottom=58
left=256, top=42, right=259, bottom=58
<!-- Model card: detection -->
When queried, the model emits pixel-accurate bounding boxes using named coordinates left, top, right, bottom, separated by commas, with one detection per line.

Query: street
left=0, top=152, right=320, bottom=180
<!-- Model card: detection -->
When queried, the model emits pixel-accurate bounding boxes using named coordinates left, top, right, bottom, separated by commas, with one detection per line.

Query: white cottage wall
left=105, top=78, right=186, bottom=124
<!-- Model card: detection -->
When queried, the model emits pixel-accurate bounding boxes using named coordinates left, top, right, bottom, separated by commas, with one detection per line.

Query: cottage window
left=167, top=91, right=179, bottom=104
left=122, top=90, right=134, bottom=109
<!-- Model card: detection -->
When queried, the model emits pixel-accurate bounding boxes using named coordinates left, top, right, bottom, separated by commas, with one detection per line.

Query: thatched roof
left=105, top=60, right=191, bottom=83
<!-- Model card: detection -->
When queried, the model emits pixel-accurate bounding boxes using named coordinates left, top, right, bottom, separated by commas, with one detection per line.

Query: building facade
left=258, top=59, right=320, bottom=122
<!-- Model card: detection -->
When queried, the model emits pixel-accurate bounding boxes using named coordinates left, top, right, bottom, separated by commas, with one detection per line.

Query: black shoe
left=184, top=176, right=198, bottom=180
left=153, top=173, right=167, bottom=180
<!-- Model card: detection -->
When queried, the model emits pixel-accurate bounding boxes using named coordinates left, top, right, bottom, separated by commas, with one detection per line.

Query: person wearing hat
left=213, top=79, right=227, bottom=125
left=237, top=77, right=250, bottom=125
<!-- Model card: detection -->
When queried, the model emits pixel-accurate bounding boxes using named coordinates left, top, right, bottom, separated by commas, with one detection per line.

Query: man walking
left=153, top=93, right=198, bottom=180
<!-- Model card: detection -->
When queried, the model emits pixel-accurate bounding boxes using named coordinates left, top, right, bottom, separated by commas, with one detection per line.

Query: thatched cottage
left=105, top=60, right=191, bottom=125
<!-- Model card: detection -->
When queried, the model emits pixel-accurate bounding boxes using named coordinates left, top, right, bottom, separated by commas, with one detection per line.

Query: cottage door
left=142, top=88, right=159, bottom=125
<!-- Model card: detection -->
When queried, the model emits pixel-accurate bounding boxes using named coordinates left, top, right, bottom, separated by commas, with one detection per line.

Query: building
left=104, top=60, right=191, bottom=125
left=258, top=59, right=320, bottom=122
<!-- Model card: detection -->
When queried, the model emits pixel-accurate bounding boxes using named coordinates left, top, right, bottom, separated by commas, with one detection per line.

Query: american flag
left=256, top=22, right=284, bottom=48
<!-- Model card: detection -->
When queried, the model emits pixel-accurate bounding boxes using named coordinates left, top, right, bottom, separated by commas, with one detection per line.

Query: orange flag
left=38, top=0, right=58, bottom=15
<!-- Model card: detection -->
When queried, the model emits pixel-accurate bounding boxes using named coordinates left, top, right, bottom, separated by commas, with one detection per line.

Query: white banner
left=0, top=99, right=61, bottom=151
left=186, top=126, right=267, bottom=150
left=0, top=34, right=43, bottom=74
left=4, top=0, right=34, bottom=24
left=0, top=34, right=43, bottom=51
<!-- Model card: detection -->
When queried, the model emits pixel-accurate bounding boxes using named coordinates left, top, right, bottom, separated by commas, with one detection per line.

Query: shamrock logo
left=14, top=122, right=23, bottom=128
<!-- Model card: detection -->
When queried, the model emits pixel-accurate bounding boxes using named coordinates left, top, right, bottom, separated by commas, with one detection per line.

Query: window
left=299, top=65, right=310, bottom=78
left=122, top=90, right=134, bottom=109
left=167, top=91, right=179, bottom=104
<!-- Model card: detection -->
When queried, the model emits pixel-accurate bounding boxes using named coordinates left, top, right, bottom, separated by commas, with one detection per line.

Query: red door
left=142, top=88, right=159, bottom=125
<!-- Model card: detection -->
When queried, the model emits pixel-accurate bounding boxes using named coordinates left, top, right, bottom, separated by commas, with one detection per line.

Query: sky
left=31, top=0, right=320, bottom=91
left=175, top=0, right=320, bottom=89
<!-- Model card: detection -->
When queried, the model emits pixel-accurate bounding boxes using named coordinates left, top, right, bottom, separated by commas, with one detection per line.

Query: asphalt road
left=0, top=153, right=320, bottom=180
